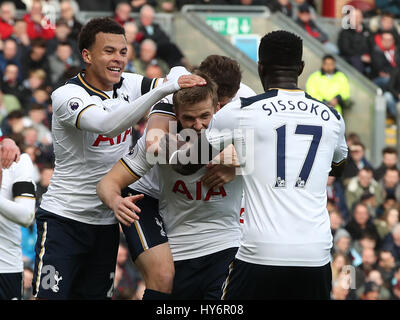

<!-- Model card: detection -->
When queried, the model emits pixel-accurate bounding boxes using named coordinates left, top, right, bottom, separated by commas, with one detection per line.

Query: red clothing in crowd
left=0, top=18, right=13, bottom=39
left=23, top=13, right=55, bottom=40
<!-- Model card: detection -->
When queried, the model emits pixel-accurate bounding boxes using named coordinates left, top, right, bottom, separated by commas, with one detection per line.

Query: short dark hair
left=258, top=30, right=303, bottom=67
left=322, top=54, right=335, bottom=62
left=198, top=55, right=241, bottom=100
left=382, top=146, right=398, bottom=156
left=173, top=71, right=218, bottom=111
left=78, top=17, right=125, bottom=53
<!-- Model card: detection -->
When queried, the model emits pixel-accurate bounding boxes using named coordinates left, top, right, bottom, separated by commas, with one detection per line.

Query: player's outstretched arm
left=77, top=68, right=206, bottom=139
left=0, top=138, right=20, bottom=168
left=97, top=161, right=143, bottom=227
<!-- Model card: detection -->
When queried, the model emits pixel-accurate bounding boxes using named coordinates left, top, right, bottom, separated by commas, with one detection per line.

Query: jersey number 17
left=274, top=124, right=322, bottom=189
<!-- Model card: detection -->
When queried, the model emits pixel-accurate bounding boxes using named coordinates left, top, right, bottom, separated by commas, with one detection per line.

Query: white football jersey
left=41, top=72, right=160, bottom=225
left=205, top=88, right=348, bottom=267
left=129, top=82, right=256, bottom=199
left=0, top=154, right=35, bottom=272
left=122, top=135, right=243, bottom=261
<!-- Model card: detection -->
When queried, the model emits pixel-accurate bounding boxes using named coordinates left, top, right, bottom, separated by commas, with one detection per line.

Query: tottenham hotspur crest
left=155, top=217, right=166, bottom=237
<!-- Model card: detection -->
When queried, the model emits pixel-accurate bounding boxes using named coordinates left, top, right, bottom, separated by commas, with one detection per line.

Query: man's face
left=383, top=152, right=397, bottom=168
left=362, top=248, right=376, bottom=266
left=175, top=96, right=215, bottom=135
left=3, top=40, right=17, bottom=60
left=379, top=251, right=395, bottom=269
left=4, top=65, right=18, bottom=82
left=0, top=4, right=13, bottom=22
left=83, top=32, right=128, bottom=89
left=116, top=4, right=131, bottom=21
left=140, top=8, right=154, bottom=26
left=140, top=42, right=156, bottom=63
left=57, top=45, right=72, bottom=62
left=322, top=58, right=336, bottom=74
left=358, top=170, right=372, bottom=188
left=60, top=2, right=74, bottom=20
left=381, top=33, right=394, bottom=50
left=384, top=170, right=399, bottom=188
left=354, top=205, right=369, bottom=225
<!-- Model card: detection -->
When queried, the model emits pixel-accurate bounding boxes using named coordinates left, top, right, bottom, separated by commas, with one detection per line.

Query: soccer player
left=0, top=142, right=36, bottom=300
left=97, top=72, right=243, bottom=299
left=169, top=31, right=349, bottom=300
left=115, top=55, right=255, bottom=299
left=31, top=17, right=205, bottom=300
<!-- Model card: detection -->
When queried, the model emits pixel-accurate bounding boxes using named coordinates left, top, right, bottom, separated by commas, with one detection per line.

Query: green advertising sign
left=205, top=16, right=252, bottom=35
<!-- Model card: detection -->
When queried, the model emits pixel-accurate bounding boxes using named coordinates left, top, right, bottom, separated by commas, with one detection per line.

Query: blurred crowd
left=1, top=0, right=400, bottom=300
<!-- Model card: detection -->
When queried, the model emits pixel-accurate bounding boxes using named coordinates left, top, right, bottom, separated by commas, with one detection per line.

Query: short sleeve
left=332, top=116, right=348, bottom=164
left=51, top=85, right=98, bottom=128
left=148, top=95, right=175, bottom=118
left=120, top=135, right=153, bottom=178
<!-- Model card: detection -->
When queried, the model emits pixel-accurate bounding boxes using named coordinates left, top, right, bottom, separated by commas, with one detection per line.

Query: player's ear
left=298, top=61, right=305, bottom=76
left=216, top=102, right=221, bottom=112
left=81, top=49, right=92, bottom=64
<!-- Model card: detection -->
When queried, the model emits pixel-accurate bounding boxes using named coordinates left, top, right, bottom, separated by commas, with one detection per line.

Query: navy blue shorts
left=222, top=259, right=332, bottom=300
left=120, top=187, right=168, bottom=262
left=171, top=247, right=238, bottom=300
left=32, top=207, right=119, bottom=300
left=0, top=272, right=23, bottom=300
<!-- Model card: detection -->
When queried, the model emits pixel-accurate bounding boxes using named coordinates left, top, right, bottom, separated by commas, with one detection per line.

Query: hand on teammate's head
left=0, top=138, right=20, bottom=169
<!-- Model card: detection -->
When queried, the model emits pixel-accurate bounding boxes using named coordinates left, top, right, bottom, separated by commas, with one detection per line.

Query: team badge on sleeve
left=67, top=98, right=84, bottom=114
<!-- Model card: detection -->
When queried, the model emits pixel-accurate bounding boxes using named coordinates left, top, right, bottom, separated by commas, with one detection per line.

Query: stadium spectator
left=345, top=168, right=383, bottom=212
left=25, top=104, right=52, bottom=146
left=0, top=38, right=21, bottom=79
left=359, top=269, right=392, bottom=299
left=374, top=147, right=399, bottom=181
left=59, top=0, right=83, bottom=41
left=267, top=0, right=292, bottom=17
left=355, top=248, right=378, bottom=287
left=137, top=5, right=189, bottom=68
left=23, top=0, right=55, bottom=40
left=361, top=281, right=380, bottom=299
left=345, top=203, right=381, bottom=244
left=20, top=69, right=47, bottom=109
left=134, top=39, right=169, bottom=76
left=342, top=142, right=373, bottom=184
left=377, top=249, right=396, bottom=289
left=382, top=223, right=400, bottom=262
left=327, top=176, right=349, bottom=221
left=47, top=19, right=80, bottom=57
left=295, top=3, right=338, bottom=53
left=331, top=274, right=351, bottom=300
left=330, top=209, right=345, bottom=237
left=35, top=164, right=53, bottom=207
left=380, top=168, right=400, bottom=202
left=370, top=12, right=400, bottom=46
left=384, top=67, right=400, bottom=119
left=0, top=63, right=24, bottom=104
left=12, top=19, right=30, bottom=48
left=22, top=265, right=34, bottom=300
left=145, top=63, right=164, bottom=78
left=113, top=240, right=143, bottom=300
left=370, top=31, right=400, bottom=90
left=114, top=2, right=135, bottom=26
left=337, top=8, right=372, bottom=75
left=48, top=42, right=80, bottom=86
left=332, top=228, right=354, bottom=263
left=291, top=0, right=317, bottom=20
left=392, top=264, right=400, bottom=299
left=306, top=55, right=351, bottom=115
left=331, top=252, right=351, bottom=283
left=20, top=38, right=50, bottom=83
left=375, top=207, right=400, bottom=240
left=0, top=1, right=16, bottom=40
